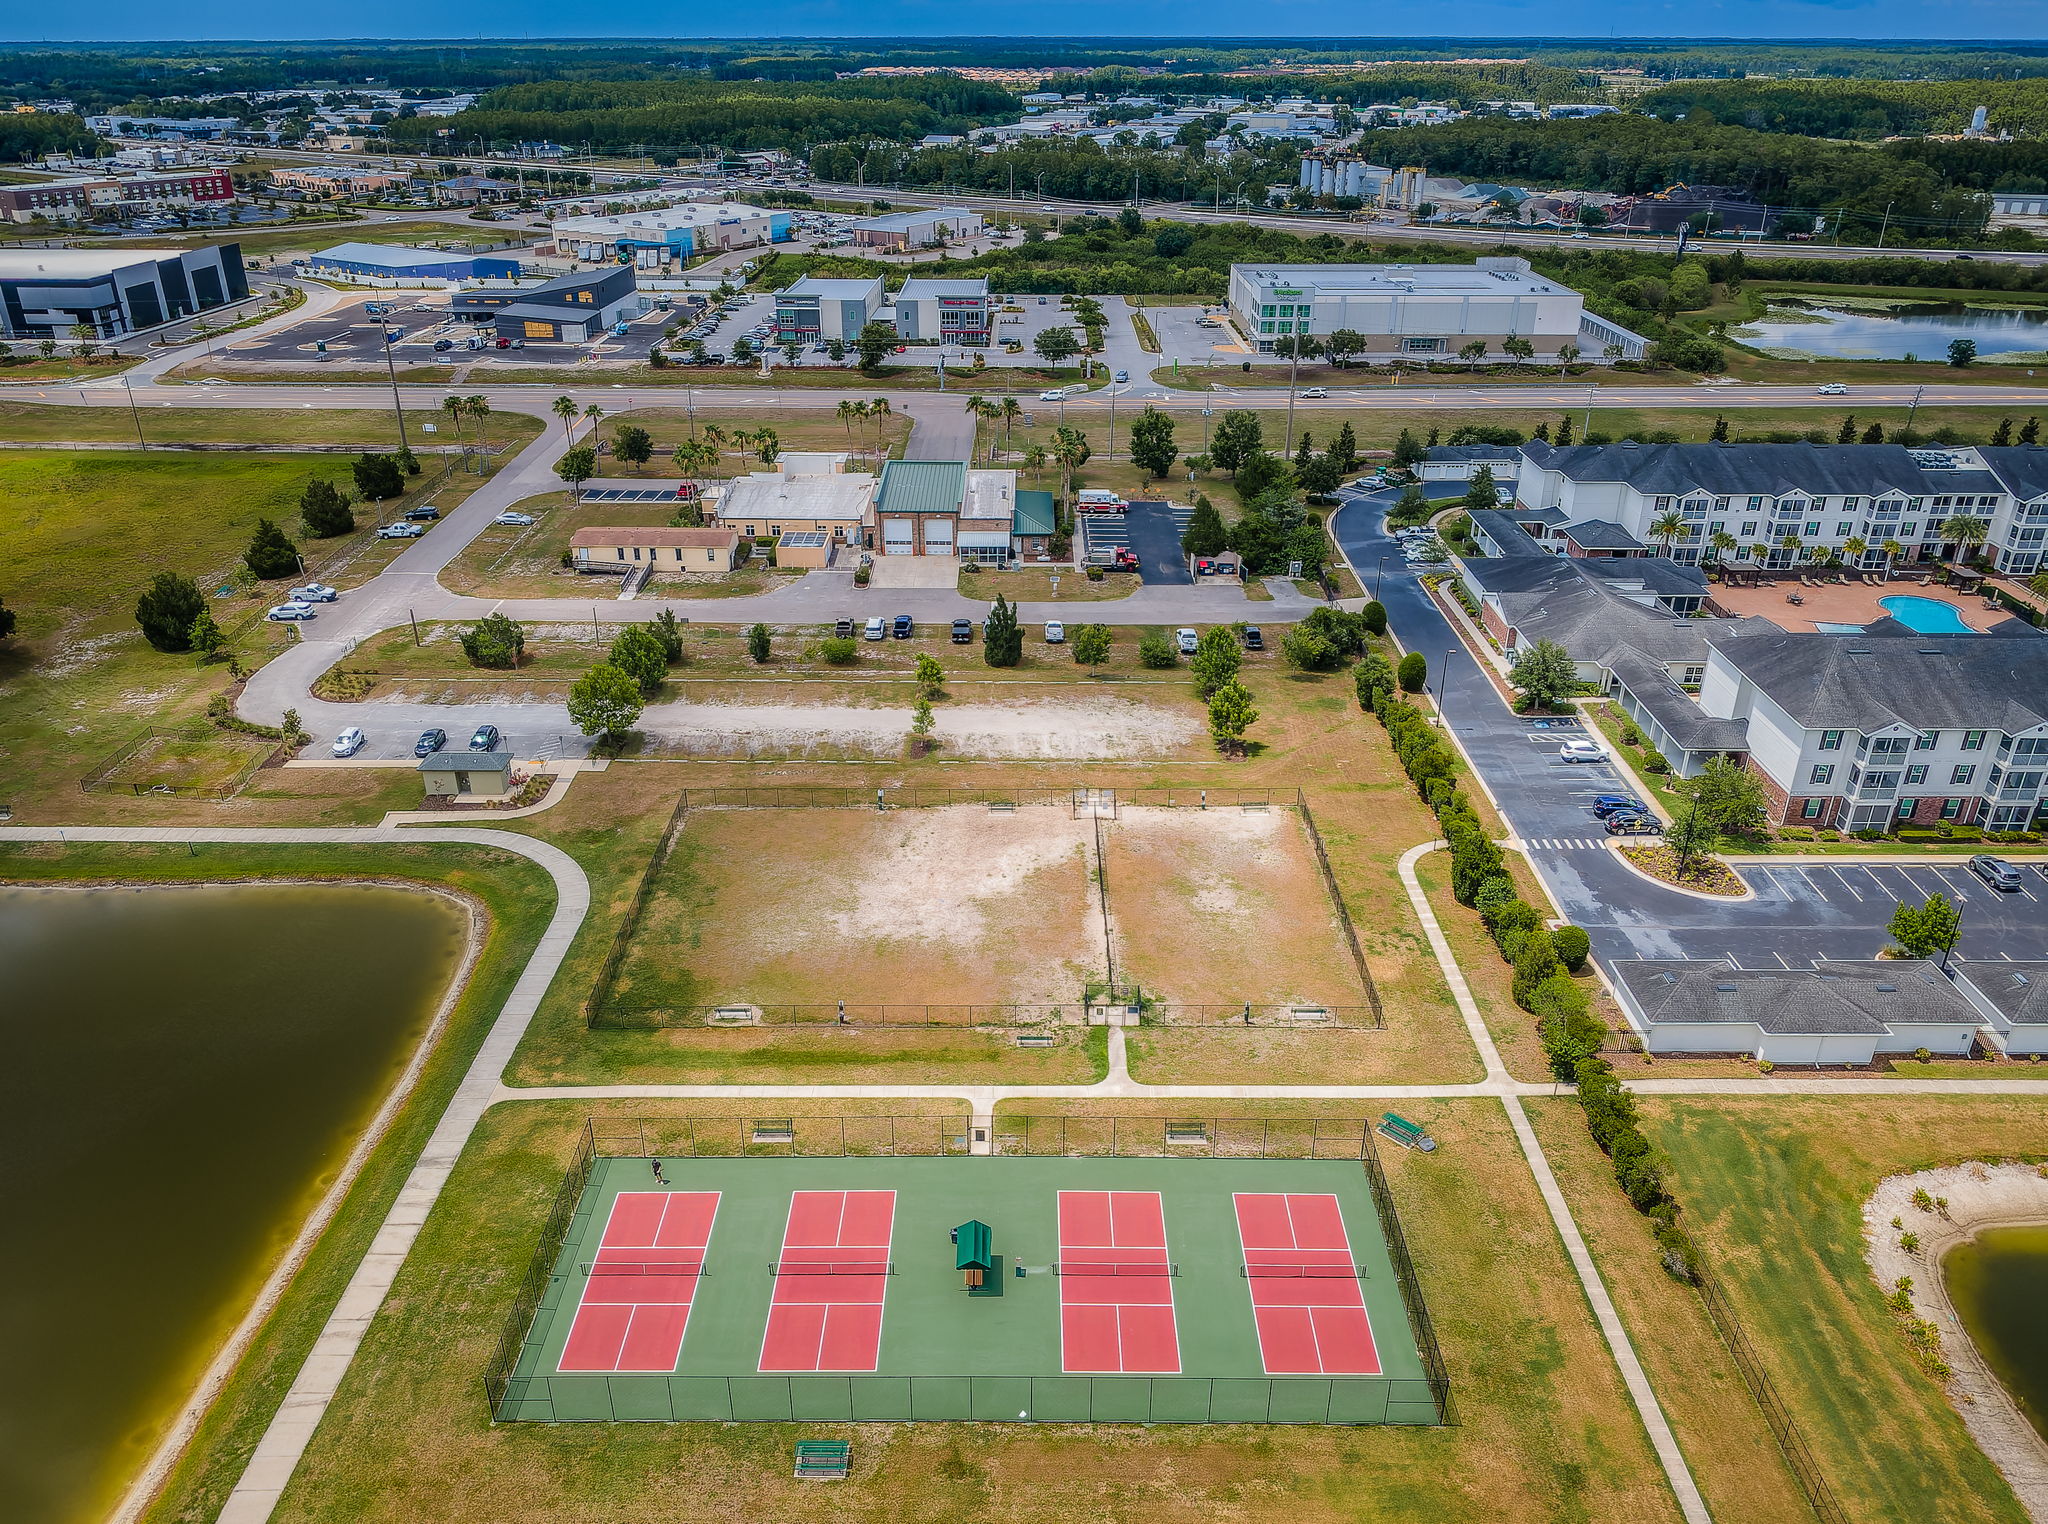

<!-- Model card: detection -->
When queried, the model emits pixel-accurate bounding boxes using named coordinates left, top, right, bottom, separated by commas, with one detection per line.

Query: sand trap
left=637, top=694, right=1200, bottom=759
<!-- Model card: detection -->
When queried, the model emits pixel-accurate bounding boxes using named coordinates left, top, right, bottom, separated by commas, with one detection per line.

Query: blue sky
left=3, top=3, right=2045, bottom=43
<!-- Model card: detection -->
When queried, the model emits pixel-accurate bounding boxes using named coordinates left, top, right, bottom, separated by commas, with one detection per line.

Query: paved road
left=1327, top=486, right=2048, bottom=971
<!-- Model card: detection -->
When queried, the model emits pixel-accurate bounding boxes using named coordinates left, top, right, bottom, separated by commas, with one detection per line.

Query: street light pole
left=1374, top=555, right=1386, bottom=599
left=121, top=374, right=146, bottom=449
left=1439, top=647, right=1459, bottom=729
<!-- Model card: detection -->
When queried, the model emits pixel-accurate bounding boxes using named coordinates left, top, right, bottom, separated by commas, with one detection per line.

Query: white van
left=1074, top=490, right=1126, bottom=513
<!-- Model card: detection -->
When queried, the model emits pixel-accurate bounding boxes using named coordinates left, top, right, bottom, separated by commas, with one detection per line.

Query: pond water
left=1736, top=301, right=2048, bottom=361
left=1945, top=1224, right=2048, bottom=1443
left=0, top=882, right=467, bottom=1524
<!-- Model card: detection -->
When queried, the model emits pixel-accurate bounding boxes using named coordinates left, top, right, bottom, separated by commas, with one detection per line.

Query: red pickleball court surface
left=1057, top=1190, right=1181, bottom=1373
left=1233, top=1192, right=1381, bottom=1375
left=558, top=1191, right=720, bottom=1373
left=758, top=1190, right=897, bottom=1372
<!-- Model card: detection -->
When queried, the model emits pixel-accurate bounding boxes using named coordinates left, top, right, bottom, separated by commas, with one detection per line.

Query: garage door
left=882, top=518, right=915, bottom=555
left=923, top=518, right=954, bottom=554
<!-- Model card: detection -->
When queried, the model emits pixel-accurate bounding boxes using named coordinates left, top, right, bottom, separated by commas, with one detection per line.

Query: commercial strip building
left=0, top=168, right=236, bottom=223
left=268, top=167, right=412, bottom=196
left=774, top=276, right=885, bottom=342
left=894, top=277, right=992, bottom=345
left=304, top=242, right=523, bottom=283
left=0, top=243, right=248, bottom=339
left=1225, top=258, right=1645, bottom=360
left=448, top=266, right=637, bottom=343
left=846, top=207, right=984, bottom=250
left=549, top=202, right=789, bottom=268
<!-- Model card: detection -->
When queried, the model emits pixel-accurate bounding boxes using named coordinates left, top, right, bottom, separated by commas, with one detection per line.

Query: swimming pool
left=1880, top=595, right=1976, bottom=635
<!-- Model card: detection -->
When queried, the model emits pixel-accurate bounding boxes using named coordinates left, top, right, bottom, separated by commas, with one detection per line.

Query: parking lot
left=1142, top=302, right=1249, bottom=369
left=225, top=293, right=672, bottom=367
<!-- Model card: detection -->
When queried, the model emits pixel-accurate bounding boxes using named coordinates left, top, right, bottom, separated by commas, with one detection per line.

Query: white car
left=862, top=616, right=886, bottom=641
left=1176, top=627, right=1200, bottom=655
left=1559, top=739, right=1607, bottom=763
left=331, top=727, right=367, bottom=758
left=265, top=602, right=317, bottom=621
left=375, top=522, right=424, bottom=540
left=288, top=582, right=337, bottom=602
left=1044, top=620, right=1066, bottom=643
left=1816, top=383, right=1849, bottom=396
left=1038, top=389, right=1068, bottom=402
left=1299, top=386, right=1329, bottom=399
left=494, top=511, right=535, bottom=526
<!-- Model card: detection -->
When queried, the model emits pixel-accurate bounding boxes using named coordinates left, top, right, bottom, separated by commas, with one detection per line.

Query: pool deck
left=1707, top=578, right=2007, bottom=634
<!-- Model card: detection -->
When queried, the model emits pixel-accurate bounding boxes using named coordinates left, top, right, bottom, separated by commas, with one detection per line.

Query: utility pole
left=1877, top=201, right=1895, bottom=249
left=380, top=329, right=409, bottom=448
left=1906, top=384, right=1926, bottom=439
left=121, top=374, right=146, bottom=449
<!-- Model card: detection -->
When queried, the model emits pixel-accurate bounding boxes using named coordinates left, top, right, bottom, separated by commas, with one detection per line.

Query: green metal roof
left=1012, top=489, right=1056, bottom=537
left=875, top=459, right=967, bottom=517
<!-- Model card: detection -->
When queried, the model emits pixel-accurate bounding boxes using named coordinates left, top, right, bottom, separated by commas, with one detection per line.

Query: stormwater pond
left=0, top=881, right=468, bottom=1524
left=1946, top=1223, right=2048, bottom=1444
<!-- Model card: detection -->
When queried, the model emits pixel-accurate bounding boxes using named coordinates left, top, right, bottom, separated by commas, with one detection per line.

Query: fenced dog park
left=587, top=787, right=1383, bottom=1034
left=485, top=1117, right=1446, bottom=1428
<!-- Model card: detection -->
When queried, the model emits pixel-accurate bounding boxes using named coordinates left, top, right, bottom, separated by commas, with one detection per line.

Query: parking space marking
left=1828, top=867, right=1864, bottom=902
left=1861, top=866, right=1904, bottom=901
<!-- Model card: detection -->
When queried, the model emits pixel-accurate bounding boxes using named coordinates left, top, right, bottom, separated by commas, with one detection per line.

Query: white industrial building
left=549, top=202, right=790, bottom=268
left=1227, top=257, right=1645, bottom=360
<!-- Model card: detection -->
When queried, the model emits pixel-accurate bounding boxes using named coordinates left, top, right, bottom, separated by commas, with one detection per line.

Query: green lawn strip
left=0, top=841, right=556, bottom=1524
left=597, top=408, right=911, bottom=473
left=1641, top=1095, right=2047, bottom=1524
left=1521, top=1100, right=1812, bottom=1524
left=271, top=1097, right=1682, bottom=1524
left=0, top=401, right=539, bottom=449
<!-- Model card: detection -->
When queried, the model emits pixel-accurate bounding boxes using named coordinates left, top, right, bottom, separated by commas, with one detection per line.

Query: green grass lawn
left=0, top=401, right=540, bottom=450
left=1641, top=1095, right=2048, bottom=1524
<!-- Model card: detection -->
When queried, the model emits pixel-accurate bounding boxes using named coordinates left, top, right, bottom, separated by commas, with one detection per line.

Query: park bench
left=794, top=1441, right=851, bottom=1480
left=1376, top=1112, right=1437, bottom=1153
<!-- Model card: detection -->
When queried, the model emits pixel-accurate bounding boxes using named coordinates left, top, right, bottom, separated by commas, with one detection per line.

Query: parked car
left=265, top=602, right=316, bottom=621
left=1176, top=627, right=1200, bottom=655
left=835, top=617, right=855, bottom=638
left=1970, top=854, right=2025, bottom=892
left=331, top=726, right=367, bottom=757
left=1558, top=738, right=1608, bottom=763
left=950, top=618, right=974, bottom=644
left=1240, top=625, right=1264, bottom=651
left=1044, top=619, right=1066, bottom=643
left=1299, top=387, right=1329, bottom=398
left=494, top=511, right=535, bottom=526
left=288, top=583, right=337, bottom=603
left=1591, top=795, right=1649, bottom=818
left=375, top=522, right=424, bottom=540
left=402, top=505, right=440, bottom=521
left=468, top=724, right=501, bottom=752
left=863, top=616, right=886, bottom=641
left=891, top=614, right=913, bottom=639
left=1604, top=813, right=1662, bottom=836
left=414, top=728, right=447, bottom=757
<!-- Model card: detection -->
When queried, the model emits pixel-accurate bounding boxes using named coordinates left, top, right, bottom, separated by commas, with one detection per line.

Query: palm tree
left=1882, top=537, right=1906, bottom=573
left=1707, top=529, right=1738, bottom=569
left=1649, top=509, right=1687, bottom=556
left=671, top=438, right=716, bottom=476
left=1778, top=532, right=1804, bottom=569
left=1843, top=535, right=1869, bottom=569
left=869, top=396, right=893, bottom=457
left=441, top=394, right=469, bottom=453
left=1052, top=429, right=1089, bottom=507
left=464, top=394, right=492, bottom=466
left=754, top=426, right=780, bottom=466
left=999, top=397, right=1022, bottom=461
left=1022, top=442, right=1048, bottom=479
left=835, top=398, right=858, bottom=446
left=551, top=394, right=578, bottom=441
left=581, top=403, right=605, bottom=442
left=1939, top=514, right=1990, bottom=567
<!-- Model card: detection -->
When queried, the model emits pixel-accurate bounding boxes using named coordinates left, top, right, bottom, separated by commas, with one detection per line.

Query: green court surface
left=493, top=1154, right=1442, bottom=1426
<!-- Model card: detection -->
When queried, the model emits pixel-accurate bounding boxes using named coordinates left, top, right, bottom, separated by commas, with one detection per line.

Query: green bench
left=1376, top=1112, right=1437, bottom=1153
left=794, top=1441, right=851, bottom=1480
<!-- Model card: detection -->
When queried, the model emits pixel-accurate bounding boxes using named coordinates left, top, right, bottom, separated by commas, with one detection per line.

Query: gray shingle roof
left=1961, top=960, right=2048, bottom=1028
left=1464, top=509, right=1544, bottom=557
left=1704, top=630, right=2048, bottom=732
left=1982, top=446, right=2048, bottom=502
left=1605, top=649, right=1752, bottom=752
left=1522, top=440, right=1944, bottom=497
left=1560, top=518, right=1643, bottom=550
left=1615, top=959, right=1973, bottom=1035
left=1426, top=445, right=1520, bottom=463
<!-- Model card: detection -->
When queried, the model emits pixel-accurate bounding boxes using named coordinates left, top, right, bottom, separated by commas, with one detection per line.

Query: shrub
left=1472, top=876, right=1517, bottom=916
left=1551, top=924, right=1591, bottom=973
left=459, top=613, right=525, bottom=669
left=1512, top=934, right=1562, bottom=1008
left=1138, top=634, right=1177, bottom=668
left=1396, top=651, right=1426, bottom=693
left=1640, top=748, right=1671, bottom=775
left=1071, top=623, right=1111, bottom=664
left=135, top=572, right=205, bottom=652
left=819, top=636, right=858, bottom=665
left=1361, top=600, right=1387, bottom=636
left=1281, top=626, right=1340, bottom=671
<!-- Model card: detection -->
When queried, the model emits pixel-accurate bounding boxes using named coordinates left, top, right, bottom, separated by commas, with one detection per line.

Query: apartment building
left=0, top=169, right=235, bottom=223
left=1512, top=440, right=2048, bottom=575
left=1694, top=631, right=2048, bottom=831
left=1226, top=258, right=1645, bottom=360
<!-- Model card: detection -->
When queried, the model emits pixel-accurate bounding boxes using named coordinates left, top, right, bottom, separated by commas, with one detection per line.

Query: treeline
left=1044, top=62, right=1599, bottom=107
left=385, top=77, right=1019, bottom=154
left=1637, top=77, right=2048, bottom=139
left=0, top=110, right=95, bottom=163
left=1362, top=115, right=1990, bottom=237
left=810, top=136, right=1296, bottom=205
left=1887, top=138, right=2048, bottom=195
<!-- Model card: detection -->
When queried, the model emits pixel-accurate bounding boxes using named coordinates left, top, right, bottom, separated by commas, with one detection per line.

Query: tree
left=1209, top=410, right=1264, bottom=475
left=1554, top=414, right=1574, bottom=447
left=1190, top=625, right=1242, bottom=699
left=460, top=612, right=525, bottom=669
left=1682, top=756, right=1769, bottom=839
left=551, top=394, right=579, bottom=440
left=650, top=609, right=684, bottom=662
left=1457, top=339, right=1488, bottom=369
left=352, top=452, right=405, bottom=500
left=1889, top=893, right=1960, bottom=961
left=1050, top=425, right=1091, bottom=505
left=854, top=319, right=896, bottom=373
left=1862, top=421, right=1886, bottom=445
left=1397, top=651, right=1427, bottom=693
left=983, top=594, right=1022, bottom=667
left=1297, top=451, right=1345, bottom=498
left=243, top=518, right=300, bottom=580
left=1461, top=466, right=1501, bottom=511
left=1128, top=407, right=1176, bottom=480
left=0, top=592, right=16, bottom=644
left=914, top=652, right=943, bottom=693
left=1032, top=325, right=1080, bottom=367
left=1390, top=429, right=1425, bottom=470
left=1361, top=600, right=1387, bottom=636
left=1507, top=639, right=1578, bottom=712
left=909, top=696, right=937, bottom=750
left=556, top=446, right=597, bottom=498
left=1837, top=414, right=1858, bottom=444
left=1552, top=925, right=1591, bottom=973
left=1233, top=448, right=1290, bottom=500
left=1993, top=418, right=2013, bottom=447
left=188, top=608, right=224, bottom=661
left=608, top=625, right=670, bottom=695
left=135, top=572, right=205, bottom=652
left=1281, top=625, right=1340, bottom=671
left=1663, top=801, right=1717, bottom=885
left=612, top=423, right=654, bottom=471
left=1207, top=680, right=1259, bottom=756
left=748, top=622, right=772, bottom=663
left=1182, top=496, right=1228, bottom=557
left=1072, top=623, right=1111, bottom=664
left=1939, top=515, right=1990, bottom=564
left=1710, top=415, right=1730, bottom=443
left=1329, top=422, right=1359, bottom=474
left=1948, top=338, right=1977, bottom=368
left=300, top=479, right=355, bottom=538
left=2023, top=417, right=2042, bottom=446
left=567, top=662, right=642, bottom=744
left=1649, top=509, right=1687, bottom=554
left=1138, top=633, right=1177, bottom=668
